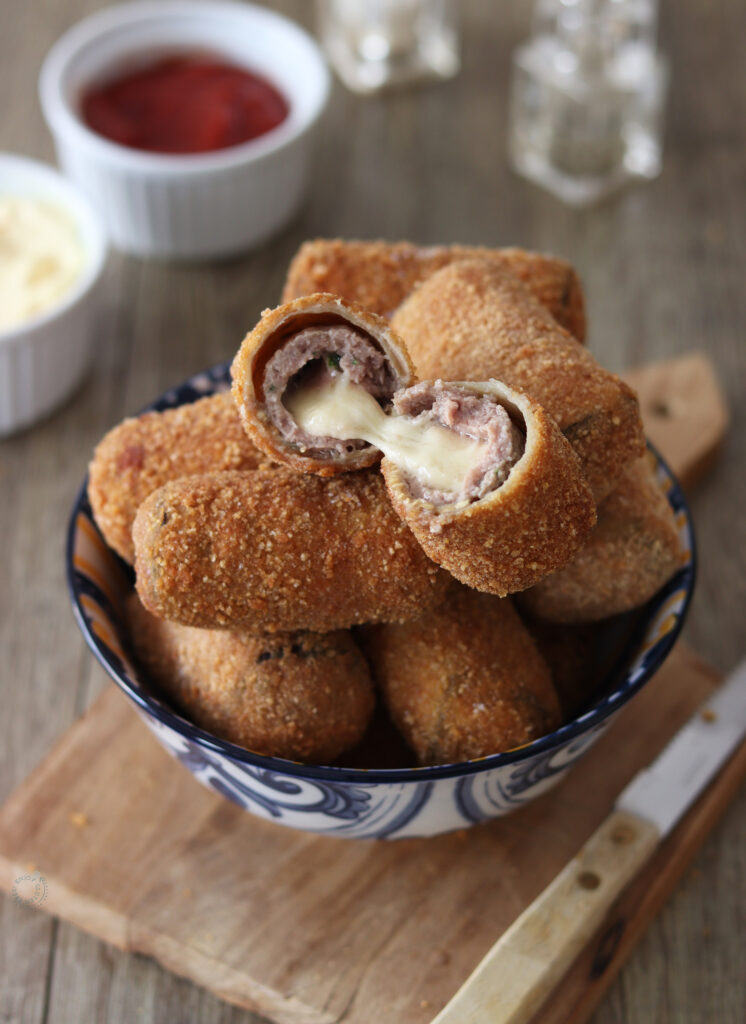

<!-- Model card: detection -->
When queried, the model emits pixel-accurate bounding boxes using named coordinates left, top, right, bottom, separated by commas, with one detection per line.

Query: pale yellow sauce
left=0, top=196, right=85, bottom=331
left=285, top=374, right=485, bottom=492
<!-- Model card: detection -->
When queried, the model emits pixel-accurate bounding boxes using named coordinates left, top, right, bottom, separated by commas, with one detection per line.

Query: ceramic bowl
left=66, top=364, right=695, bottom=839
left=0, top=153, right=107, bottom=437
left=40, top=1, right=330, bottom=259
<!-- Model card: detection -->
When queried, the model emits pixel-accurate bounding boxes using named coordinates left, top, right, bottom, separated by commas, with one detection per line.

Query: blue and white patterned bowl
left=66, top=364, right=696, bottom=840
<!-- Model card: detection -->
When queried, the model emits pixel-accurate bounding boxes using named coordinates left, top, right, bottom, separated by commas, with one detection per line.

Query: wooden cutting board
left=1, top=646, right=744, bottom=1024
left=0, top=352, right=736, bottom=1023
left=622, top=350, right=729, bottom=490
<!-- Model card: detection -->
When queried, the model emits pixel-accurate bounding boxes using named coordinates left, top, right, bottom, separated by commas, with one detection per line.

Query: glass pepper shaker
left=508, top=0, right=669, bottom=205
left=316, top=0, right=460, bottom=94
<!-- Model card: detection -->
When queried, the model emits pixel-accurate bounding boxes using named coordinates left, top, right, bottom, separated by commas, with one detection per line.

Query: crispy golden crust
left=88, top=393, right=268, bottom=563
left=382, top=381, right=596, bottom=596
left=361, top=587, right=561, bottom=765
left=133, top=467, right=449, bottom=633
left=522, top=617, right=599, bottom=720
left=523, top=612, right=645, bottom=720
left=231, top=293, right=415, bottom=477
left=518, top=455, right=683, bottom=622
left=391, top=260, right=645, bottom=501
left=125, top=595, right=375, bottom=763
left=281, top=239, right=587, bottom=342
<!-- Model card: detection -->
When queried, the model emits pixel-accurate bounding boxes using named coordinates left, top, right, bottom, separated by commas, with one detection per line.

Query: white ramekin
left=39, top=0, right=330, bottom=260
left=0, top=153, right=107, bottom=438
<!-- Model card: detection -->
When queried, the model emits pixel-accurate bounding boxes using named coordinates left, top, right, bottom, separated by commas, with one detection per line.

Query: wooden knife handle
left=430, top=811, right=660, bottom=1024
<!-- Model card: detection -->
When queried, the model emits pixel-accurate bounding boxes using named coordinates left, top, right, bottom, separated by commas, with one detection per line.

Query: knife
left=431, top=658, right=746, bottom=1024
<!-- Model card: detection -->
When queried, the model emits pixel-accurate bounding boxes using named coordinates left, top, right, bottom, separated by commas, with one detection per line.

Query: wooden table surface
left=1, top=1, right=744, bottom=1022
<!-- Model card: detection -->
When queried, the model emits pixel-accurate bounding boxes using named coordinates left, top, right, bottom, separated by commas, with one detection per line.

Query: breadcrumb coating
left=522, top=617, right=600, bottom=719
left=518, top=455, right=683, bottom=622
left=382, top=381, right=597, bottom=596
left=126, top=595, right=374, bottom=763
left=231, top=293, right=415, bottom=475
left=133, top=467, right=449, bottom=633
left=391, top=260, right=644, bottom=502
left=89, top=392, right=268, bottom=563
left=281, top=239, right=587, bottom=341
left=523, top=612, right=644, bottom=719
left=361, top=586, right=561, bottom=765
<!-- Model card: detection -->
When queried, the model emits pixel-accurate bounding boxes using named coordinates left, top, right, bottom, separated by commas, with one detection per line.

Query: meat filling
left=391, top=381, right=525, bottom=506
left=264, top=325, right=397, bottom=457
left=285, top=367, right=525, bottom=508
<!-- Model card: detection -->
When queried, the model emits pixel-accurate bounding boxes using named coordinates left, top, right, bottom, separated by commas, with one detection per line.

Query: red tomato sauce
left=80, top=54, right=289, bottom=155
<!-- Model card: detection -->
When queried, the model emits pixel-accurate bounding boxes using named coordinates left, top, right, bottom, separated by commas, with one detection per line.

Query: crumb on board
left=69, top=811, right=90, bottom=829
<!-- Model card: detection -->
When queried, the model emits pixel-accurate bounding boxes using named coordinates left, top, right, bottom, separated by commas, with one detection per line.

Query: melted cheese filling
left=285, top=374, right=486, bottom=493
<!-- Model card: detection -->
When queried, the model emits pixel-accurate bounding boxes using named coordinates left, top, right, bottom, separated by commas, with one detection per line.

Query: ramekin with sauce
left=0, top=153, right=106, bottom=437
left=39, top=1, right=330, bottom=259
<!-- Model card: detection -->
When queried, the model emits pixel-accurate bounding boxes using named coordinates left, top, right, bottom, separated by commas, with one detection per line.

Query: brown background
left=1, top=1, right=744, bottom=1022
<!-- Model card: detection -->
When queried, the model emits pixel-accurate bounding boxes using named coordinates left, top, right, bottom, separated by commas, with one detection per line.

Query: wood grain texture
left=0, top=647, right=741, bottom=1024
left=531, top=729, right=746, bottom=1024
left=622, top=353, right=729, bottom=491
left=431, top=812, right=662, bottom=1024
left=0, top=0, right=744, bottom=1022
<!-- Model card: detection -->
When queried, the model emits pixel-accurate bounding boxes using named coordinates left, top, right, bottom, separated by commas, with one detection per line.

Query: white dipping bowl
left=0, top=153, right=107, bottom=437
left=39, top=0, right=331, bottom=259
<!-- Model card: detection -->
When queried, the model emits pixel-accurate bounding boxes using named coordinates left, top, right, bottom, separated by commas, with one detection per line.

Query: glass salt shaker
left=508, top=0, right=669, bottom=205
left=316, top=0, right=460, bottom=94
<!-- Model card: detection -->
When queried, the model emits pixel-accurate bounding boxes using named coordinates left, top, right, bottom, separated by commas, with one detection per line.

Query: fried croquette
left=133, top=467, right=449, bottom=633
left=281, top=239, right=587, bottom=341
left=232, top=300, right=595, bottom=595
left=381, top=380, right=596, bottom=596
left=391, top=259, right=645, bottom=502
left=231, top=292, right=415, bottom=475
left=523, top=612, right=646, bottom=720
left=361, top=586, right=561, bottom=765
left=521, top=618, right=600, bottom=719
left=126, top=595, right=375, bottom=763
left=89, top=392, right=267, bottom=563
left=518, top=455, right=683, bottom=622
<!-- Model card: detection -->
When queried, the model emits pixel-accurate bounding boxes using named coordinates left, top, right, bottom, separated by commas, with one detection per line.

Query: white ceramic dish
left=0, top=153, right=107, bottom=437
left=39, top=0, right=331, bottom=259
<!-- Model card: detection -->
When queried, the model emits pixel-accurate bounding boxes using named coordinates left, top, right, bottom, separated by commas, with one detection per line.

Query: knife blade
left=430, top=658, right=746, bottom=1024
left=616, top=658, right=746, bottom=835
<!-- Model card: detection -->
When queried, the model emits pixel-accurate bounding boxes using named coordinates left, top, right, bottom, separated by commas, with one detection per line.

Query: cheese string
left=285, top=374, right=485, bottom=493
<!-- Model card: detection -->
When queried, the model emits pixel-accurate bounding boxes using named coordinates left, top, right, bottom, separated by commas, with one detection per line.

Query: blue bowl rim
left=66, top=362, right=697, bottom=784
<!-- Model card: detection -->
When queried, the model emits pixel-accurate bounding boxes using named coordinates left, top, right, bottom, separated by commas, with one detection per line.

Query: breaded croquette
left=89, top=392, right=268, bottom=562
left=522, top=618, right=600, bottom=719
left=231, top=292, right=415, bottom=476
left=133, top=467, right=449, bottom=634
left=232, top=297, right=595, bottom=595
left=361, top=586, right=561, bottom=765
left=518, top=455, right=683, bottom=622
left=391, top=260, right=644, bottom=501
left=381, top=380, right=596, bottom=596
left=524, top=613, right=646, bottom=719
left=281, top=239, right=587, bottom=341
left=126, top=595, right=375, bottom=763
